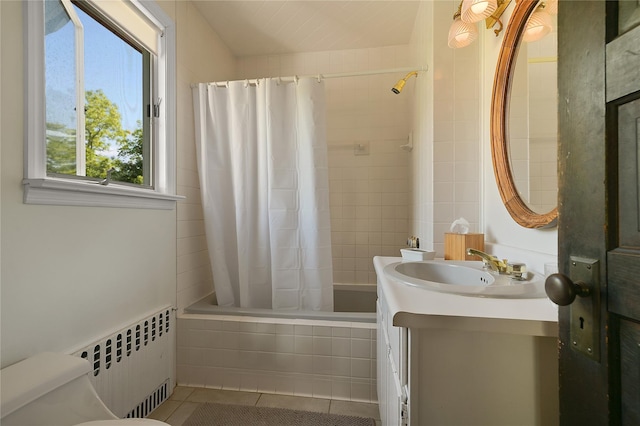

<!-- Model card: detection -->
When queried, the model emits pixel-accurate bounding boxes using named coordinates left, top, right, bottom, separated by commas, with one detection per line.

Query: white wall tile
left=313, top=337, right=333, bottom=356
left=351, top=358, right=371, bottom=379
left=275, top=335, right=295, bottom=353
left=331, top=380, right=352, bottom=400
left=332, top=357, right=351, bottom=377
left=294, top=378, right=314, bottom=398
left=294, top=324, right=313, bottom=336
left=274, top=377, right=296, bottom=395
left=313, top=355, right=333, bottom=375
left=351, top=339, right=372, bottom=359
left=178, top=317, right=376, bottom=402
left=239, top=374, right=259, bottom=393
left=332, top=337, right=351, bottom=357
left=312, top=379, right=333, bottom=399
left=294, top=336, right=314, bottom=355
left=350, top=381, right=372, bottom=402
left=257, top=375, right=278, bottom=394
left=293, top=355, right=314, bottom=374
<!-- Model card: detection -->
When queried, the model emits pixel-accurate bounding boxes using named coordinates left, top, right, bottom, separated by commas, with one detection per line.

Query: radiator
left=72, top=306, right=175, bottom=418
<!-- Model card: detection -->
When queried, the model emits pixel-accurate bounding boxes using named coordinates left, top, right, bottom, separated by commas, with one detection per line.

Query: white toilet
left=0, top=352, right=169, bottom=426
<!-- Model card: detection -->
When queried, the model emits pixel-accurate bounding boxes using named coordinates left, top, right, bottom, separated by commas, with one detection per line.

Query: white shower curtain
left=192, top=78, right=333, bottom=311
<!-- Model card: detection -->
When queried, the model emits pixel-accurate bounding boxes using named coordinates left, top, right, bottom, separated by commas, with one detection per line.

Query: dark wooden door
left=557, top=1, right=640, bottom=424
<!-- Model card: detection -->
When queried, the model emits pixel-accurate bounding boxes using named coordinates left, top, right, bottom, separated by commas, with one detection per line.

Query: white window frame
left=23, top=0, right=182, bottom=209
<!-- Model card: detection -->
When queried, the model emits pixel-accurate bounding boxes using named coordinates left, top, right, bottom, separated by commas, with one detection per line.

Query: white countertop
left=374, top=256, right=559, bottom=337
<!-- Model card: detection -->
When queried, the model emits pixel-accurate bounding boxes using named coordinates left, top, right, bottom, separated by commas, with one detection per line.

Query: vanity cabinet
left=376, top=287, right=407, bottom=425
left=375, top=256, right=559, bottom=426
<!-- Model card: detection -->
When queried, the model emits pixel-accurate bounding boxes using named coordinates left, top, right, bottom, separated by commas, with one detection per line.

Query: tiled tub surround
left=177, top=315, right=377, bottom=403
left=328, top=137, right=411, bottom=285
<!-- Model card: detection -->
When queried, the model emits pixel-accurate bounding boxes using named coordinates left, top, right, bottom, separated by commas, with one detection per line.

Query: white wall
left=171, top=0, right=558, bottom=304
left=410, top=1, right=557, bottom=264
left=176, top=0, right=558, bottom=293
left=0, top=0, right=559, bottom=370
left=523, top=21, right=558, bottom=214
left=480, top=3, right=557, bottom=258
left=237, top=47, right=415, bottom=284
left=0, top=0, right=175, bottom=369
left=171, top=1, right=236, bottom=311
left=408, top=1, right=434, bottom=252
left=0, top=0, right=236, bottom=368
left=410, top=1, right=483, bottom=257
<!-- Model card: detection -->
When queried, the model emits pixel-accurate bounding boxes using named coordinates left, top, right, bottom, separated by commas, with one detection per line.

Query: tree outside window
left=45, top=0, right=149, bottom=186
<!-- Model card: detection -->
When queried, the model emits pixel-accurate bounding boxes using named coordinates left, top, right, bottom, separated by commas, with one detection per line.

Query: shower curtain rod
left=191, top=65, right=427, bottom=88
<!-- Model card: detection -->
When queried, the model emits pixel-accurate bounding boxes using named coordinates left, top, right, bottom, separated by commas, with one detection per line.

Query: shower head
left=391, top=80, right=406, bottom=94
left=391, top=71, right=419, bottom=94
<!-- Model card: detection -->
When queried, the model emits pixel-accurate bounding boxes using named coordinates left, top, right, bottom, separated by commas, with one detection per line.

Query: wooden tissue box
left=444, top=233, right=484, bottom=260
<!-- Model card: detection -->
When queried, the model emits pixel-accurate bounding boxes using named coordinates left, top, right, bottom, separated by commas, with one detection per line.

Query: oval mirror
left=491, top=0, right=558, bottom=228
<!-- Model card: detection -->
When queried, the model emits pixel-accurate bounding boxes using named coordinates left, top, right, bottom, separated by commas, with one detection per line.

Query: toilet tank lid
left=1, top=352, right=91, bottom=418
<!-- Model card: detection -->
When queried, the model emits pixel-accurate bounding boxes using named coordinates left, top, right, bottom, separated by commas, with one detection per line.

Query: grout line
left=254, top=393, right=264, bottom=407
left=166, top=402, right=181, bottom=420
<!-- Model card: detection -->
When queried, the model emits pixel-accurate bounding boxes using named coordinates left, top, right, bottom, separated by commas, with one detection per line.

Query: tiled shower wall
left=175, top=2, right=236, bottom=311
left=237, top=46, right=414, bottom=284
left=433, top=1, right=482, bottom=255
left=406, top=1, right=483, bottom=258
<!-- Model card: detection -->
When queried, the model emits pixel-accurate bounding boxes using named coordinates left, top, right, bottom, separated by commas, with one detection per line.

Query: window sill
left=23, top=178, right=185, bottom=209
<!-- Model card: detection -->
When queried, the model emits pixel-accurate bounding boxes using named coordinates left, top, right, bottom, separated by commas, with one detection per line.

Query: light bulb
left=448, top=16, right=479, bottom=48
left=523, top=9, right=553, bottom=42
left=471, top=2, right=489, bottom=14
left=461, top=0, right=497, bottom=23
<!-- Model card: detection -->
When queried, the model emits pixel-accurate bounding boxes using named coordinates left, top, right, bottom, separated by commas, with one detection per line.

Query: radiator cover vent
left=126, top=379, right=170, bottom=418
left=74, top=307, right=174, bottom=418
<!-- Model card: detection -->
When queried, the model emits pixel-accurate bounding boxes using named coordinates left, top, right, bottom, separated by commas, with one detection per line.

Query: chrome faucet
left=466, top=248, right=508, bottom=274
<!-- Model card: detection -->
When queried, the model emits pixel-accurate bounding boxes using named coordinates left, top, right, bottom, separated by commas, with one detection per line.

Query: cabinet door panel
left=377, top=294, right=406, bottom=426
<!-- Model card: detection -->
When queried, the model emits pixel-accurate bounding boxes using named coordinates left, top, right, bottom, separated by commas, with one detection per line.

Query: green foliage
left=46, top=89, right=145, bottom=185
left=84, top=89, right=124, bottom=179
left=112, top=125, right=145, bottom=185
left=46, top=122, right=77, bottom=174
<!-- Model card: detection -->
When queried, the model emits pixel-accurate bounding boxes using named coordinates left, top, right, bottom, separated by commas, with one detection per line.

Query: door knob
left=545, top=273, right=591, bottom=306
left=547, top=258, right=600, bottom=361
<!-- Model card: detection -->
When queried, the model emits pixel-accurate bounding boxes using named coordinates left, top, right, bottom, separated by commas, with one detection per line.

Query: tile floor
left=148, top=386, right=381, bottom=426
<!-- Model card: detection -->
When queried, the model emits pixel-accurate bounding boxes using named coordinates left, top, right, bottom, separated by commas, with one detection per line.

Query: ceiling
left=191, top=1, right=421, bottom=57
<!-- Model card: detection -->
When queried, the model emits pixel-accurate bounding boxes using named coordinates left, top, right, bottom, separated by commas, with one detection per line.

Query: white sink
left=383, top=260, right=547, bottom=298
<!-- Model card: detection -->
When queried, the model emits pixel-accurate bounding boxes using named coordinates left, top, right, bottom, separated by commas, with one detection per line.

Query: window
left=24, top=0, right=181, bottom=209
left=45, top=0, right=152, bottom=186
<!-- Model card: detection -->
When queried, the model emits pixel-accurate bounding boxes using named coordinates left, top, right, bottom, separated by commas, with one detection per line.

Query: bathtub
left=177, top=283, right=378, bottom=403
left=184, top=283, right=377, bottom=321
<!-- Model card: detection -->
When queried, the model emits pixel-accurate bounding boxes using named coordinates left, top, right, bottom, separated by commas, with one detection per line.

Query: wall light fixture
left=545, top=0, right=558, bottom=15
left=523, top=1, right=555, bottom=42
left=448, top=0, right=513, bottom=49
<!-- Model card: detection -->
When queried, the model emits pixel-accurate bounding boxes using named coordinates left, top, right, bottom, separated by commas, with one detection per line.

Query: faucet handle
left=507, top=262, right=527, bottom=280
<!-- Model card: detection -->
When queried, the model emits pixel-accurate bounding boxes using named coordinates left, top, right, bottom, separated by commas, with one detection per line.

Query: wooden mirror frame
left=490, top=0, right=558, bottom=228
